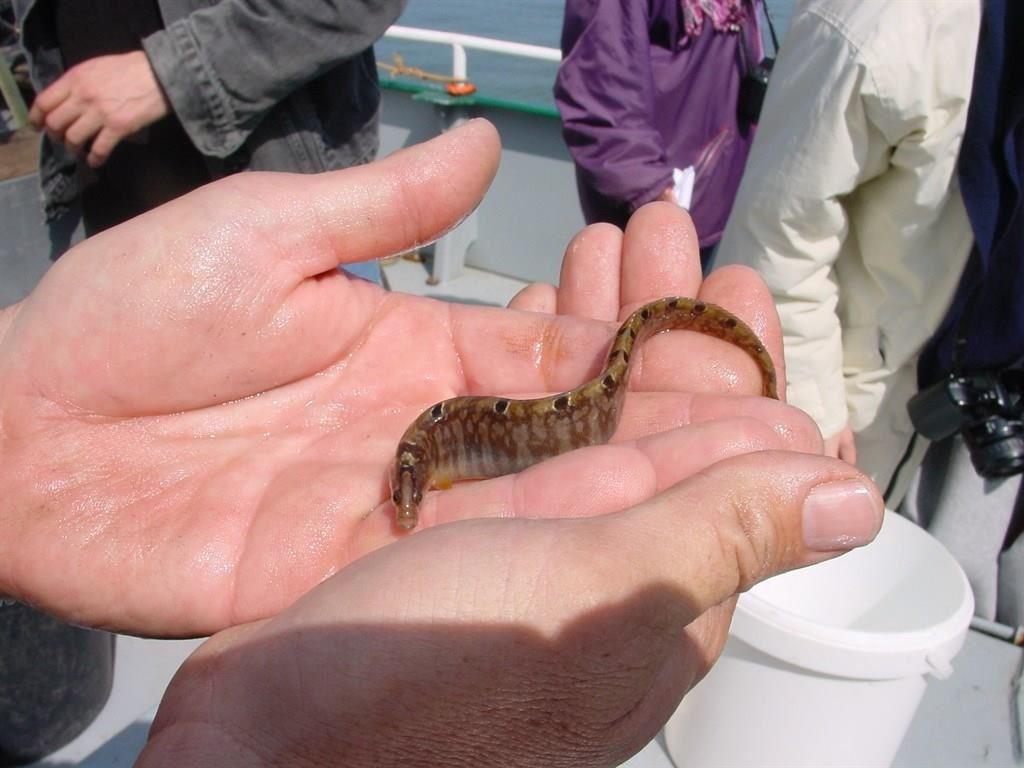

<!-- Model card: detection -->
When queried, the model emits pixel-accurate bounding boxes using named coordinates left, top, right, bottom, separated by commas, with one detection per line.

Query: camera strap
left=918, top=0, right=1024, bottom=389
left=950, top=272, right=982, bottom=376
left=762, top=0, right=780, bottom=55
left=738, top=0, right=778, bottom=76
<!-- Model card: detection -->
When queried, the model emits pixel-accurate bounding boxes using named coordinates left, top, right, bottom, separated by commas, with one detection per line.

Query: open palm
left=0, top=121, right=802, bottom=635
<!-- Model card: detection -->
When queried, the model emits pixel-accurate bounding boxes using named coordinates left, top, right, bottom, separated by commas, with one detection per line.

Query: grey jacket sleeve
left=142, top=0, right=405, bottom=157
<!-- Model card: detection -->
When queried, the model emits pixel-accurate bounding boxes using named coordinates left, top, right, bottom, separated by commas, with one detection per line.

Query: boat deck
left=382, top=252, right=529, bottom=307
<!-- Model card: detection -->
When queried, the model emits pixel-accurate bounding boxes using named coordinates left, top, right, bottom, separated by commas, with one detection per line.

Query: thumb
left=273, top=116, right=502, bottom=276
left=590, top=451, right=885, bottom=615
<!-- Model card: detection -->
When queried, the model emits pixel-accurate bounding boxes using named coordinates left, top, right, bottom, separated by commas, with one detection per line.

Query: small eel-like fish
left=390, top=296, right=779, bottom=529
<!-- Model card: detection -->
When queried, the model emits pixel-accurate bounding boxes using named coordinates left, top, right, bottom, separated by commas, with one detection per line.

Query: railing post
left=429, top=108, right=475, bottom=285
left=451, top=44, right=468, bottom=82
left=379, top=25, right=562, bottom=285
left=0, top=56, right=29, bottom=130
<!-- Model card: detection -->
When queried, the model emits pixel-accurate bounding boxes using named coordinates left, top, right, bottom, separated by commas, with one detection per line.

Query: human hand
left=656, top=184, right=677, bottom=204
left=824, top=424, right=858, bottom=465
left=28, top=50, right=171, bottom=167
left=140, top=204, right=879, bottom=765
left=0, top=120, right=815, bottom=636
left=139, top=448, right=882, bottom=767
left=139, top=239, right=879, bottom=767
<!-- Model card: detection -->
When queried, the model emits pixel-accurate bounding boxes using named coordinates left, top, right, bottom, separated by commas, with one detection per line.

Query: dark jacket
left=554, top=0, right=762, bottom=246
left=919, top=0, right=1024, bottom=384
left=16, top=0, right=405, bottom=219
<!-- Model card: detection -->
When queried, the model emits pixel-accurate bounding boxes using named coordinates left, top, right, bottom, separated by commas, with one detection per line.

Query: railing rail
left=383, top=25, right=561, bottom=82
left=0, top=54, right=29, bottom=130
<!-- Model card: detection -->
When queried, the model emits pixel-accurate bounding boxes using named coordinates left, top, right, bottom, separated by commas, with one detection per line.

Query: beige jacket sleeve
left=718, top=8, right=908, bottom=439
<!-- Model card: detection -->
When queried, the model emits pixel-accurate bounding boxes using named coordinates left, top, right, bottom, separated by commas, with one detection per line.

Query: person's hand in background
left=824, top=424, right=858, bottom=465
left=28, top=50, right=170, bottom=167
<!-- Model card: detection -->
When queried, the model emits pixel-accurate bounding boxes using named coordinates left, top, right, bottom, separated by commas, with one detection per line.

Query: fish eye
left=413, top=489, right=422, bottom=503
left=392, top=489, right=401, bottom=504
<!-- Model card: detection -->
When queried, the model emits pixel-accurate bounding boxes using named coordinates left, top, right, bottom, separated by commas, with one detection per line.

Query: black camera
left=907, top=370, right=1024, bottom=478
left=737, top=57, right=774, bottom=123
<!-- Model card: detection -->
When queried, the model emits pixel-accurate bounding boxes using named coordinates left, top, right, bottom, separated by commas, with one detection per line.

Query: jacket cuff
left=143, top=20, right=244, bottom=158
left=786, top=376, right=850, bottom=440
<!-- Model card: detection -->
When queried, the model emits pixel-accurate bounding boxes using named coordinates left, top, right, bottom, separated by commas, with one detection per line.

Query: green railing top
left=380, top=78, right=560, bottom=120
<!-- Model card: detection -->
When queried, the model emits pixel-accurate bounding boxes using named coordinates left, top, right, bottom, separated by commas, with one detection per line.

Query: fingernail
left=802, top=479, right=881, bottom=551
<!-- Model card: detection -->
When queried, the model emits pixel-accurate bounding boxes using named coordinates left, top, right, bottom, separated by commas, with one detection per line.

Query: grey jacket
left=16, top=0, right=405, bottom=218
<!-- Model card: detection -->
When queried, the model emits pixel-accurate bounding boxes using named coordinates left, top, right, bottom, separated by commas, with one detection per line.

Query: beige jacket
left=717, top=0, right=980, bottom=494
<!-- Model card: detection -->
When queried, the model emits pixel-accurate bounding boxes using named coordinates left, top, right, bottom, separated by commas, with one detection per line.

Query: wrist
left=133, top=50, right=172, bottom=122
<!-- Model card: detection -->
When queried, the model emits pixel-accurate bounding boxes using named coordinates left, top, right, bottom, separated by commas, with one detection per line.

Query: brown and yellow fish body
left=390, top=296, right=778, bottom=529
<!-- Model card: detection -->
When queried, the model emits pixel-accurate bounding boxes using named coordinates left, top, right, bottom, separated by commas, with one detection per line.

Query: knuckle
left=712, top=487, right=785, bottom=593
left=725, top=418, right=784, bottom=454
left=537, top=319, right=575, bottom=392
left=106, top=115, right=128, bottom=135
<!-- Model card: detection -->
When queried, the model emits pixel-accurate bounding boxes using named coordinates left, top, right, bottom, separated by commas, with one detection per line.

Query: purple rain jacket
left=555, top=0, right=763, bottom=247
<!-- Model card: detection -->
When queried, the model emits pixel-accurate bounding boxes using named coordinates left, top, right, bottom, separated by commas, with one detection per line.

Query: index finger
left=28, top=77, right=71, bottom=127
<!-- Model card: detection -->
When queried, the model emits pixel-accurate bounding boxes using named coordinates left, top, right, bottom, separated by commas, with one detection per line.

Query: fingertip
left=615, top=451, right=884, bottom=612
left=296, top=118, right=503, bottom=275
left=557, top=223, right=624, bottom=321
left=700, top=264, right=777, bottom=318
left=755, top=397, right=822, bottom=453
left=508, top=282, right=557, bottom=313
left=384, top=117, right=501, bottom=188
left=620, top=202, right=702, bottom=309
left=450, top=117, right=501, bottom=156
left=801, top=476, right=884, bottom=553
left=86, top=128, right=117, bottom=169
left=705, top=263, right=764, bottom=285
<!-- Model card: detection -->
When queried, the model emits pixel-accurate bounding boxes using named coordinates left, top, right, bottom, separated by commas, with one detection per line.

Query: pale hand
left=824, top=424, right=858, bottom=465
left=2, top=120, right=830, bottom=637
left=28, top=50, right=171, bottom=167
left=136, top=182, right=883, bottom=766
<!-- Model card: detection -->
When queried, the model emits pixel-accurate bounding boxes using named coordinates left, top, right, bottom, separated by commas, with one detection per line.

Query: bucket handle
left=925, top=652, right=955, bottom=680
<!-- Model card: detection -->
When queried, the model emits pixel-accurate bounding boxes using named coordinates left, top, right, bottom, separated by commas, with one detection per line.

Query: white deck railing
left=384, top=25, right=561, bottom=82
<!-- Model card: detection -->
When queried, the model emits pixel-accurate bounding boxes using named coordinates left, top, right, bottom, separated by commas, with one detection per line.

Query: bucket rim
left=732, top=512, right=976, bottom=680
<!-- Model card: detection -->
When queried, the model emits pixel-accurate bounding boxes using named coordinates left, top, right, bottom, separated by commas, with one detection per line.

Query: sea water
left=378, top=0, right=796, bottom=108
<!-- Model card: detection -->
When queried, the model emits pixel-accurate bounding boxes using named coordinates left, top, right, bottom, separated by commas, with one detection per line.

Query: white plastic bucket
left=663, top=511, right=974, bottom=768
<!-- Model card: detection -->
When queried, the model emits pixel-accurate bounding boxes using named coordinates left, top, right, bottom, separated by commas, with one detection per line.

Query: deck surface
left=0, top=125, right=37, bottom=182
